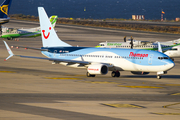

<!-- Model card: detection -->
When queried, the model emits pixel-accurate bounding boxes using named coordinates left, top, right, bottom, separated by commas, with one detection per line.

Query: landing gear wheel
left=115, top=71, right=120, bottom=77
left=111, top=71, right=116, bottom=77
left=111, top=71, right=120, bottom=77
left=7, top=37, right=12, bottom=40
left=86, top=72, right=95, bottom=77
left=87, top=72, right=91, bottom=77
left=91, top=75, right=95, bottom=77
left=157, top=75, right=161, bottom=79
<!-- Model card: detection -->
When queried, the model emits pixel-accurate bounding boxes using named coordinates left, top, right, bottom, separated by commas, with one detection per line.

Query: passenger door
left=148, top=54, right=154, bottom=64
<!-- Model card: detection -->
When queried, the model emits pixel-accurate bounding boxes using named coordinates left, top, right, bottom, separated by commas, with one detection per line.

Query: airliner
left=0, top=15, right=58, bottom=40
left=0, top=0, right=12, bottom=24
left=96, top=37, right=180, bottom=59
left=3, top=7, right=175, bottom=79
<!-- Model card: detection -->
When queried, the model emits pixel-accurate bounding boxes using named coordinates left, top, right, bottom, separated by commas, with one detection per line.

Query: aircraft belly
left=1, top=33, right=21, bottom=38
left=115, top=59, right=139, bottom=71
left=115, top=58, right=172, bottom=72
left=21, top=33, right=40, bottom=37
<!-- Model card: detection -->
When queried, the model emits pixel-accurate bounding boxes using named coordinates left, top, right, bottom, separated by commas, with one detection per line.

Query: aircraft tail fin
left=3, top=40, right=14, bottom=61
left=38, top=7, right=71, bottom=48
left=0, top=0, right=12, bottom=18
left=49, top=15, right=58, bottom=28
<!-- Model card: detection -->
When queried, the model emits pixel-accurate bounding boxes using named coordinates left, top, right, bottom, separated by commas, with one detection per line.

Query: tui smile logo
left=42, top=27, right=51, bottom=39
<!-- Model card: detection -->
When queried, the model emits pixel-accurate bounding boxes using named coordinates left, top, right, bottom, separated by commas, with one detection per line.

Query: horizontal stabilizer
left=3, top=40, right=14, bottom=61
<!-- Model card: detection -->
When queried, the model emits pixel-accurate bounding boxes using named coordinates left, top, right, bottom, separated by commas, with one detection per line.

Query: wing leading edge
left=3, top=40, right=14, bottom=61
left=3, top=41, right=90, bottom=65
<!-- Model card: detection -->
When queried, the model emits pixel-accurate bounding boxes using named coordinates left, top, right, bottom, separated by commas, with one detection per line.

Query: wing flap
left=4, top=41, right=113, bottom=68
left=16, top=55, right=90, bottom=65
left=11, top=45, right=47, bottom=51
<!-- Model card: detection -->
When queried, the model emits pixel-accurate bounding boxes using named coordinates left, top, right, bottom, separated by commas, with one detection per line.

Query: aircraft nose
left=167, top=61, right=175, bottom=70
left=170, top=62, right=175, bottom=68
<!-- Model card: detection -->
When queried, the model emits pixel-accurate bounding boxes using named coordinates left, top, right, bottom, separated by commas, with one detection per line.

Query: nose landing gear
left=157, top=75, right=162, bottom=79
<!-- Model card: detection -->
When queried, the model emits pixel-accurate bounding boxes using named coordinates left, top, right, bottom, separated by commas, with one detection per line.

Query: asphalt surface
left=0, top=20, right=180, bottom=120
left=106, top=20, right=180, bottom=27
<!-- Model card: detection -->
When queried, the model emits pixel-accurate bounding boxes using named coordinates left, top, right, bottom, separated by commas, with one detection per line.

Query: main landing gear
left=7, top=37, right=13, bottom=40
left=111, top=71, right=120, bottom=77
left=86, top=72, right=95, bottom=77
left=86, top=71, right=120, bottom=77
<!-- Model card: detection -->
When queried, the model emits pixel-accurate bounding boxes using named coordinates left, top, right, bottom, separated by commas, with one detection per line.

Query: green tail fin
left=49, top=15, right=58, bottom=28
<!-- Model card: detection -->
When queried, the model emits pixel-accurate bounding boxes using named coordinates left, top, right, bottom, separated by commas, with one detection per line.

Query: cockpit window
left=158, top=57, right=169, bottom=60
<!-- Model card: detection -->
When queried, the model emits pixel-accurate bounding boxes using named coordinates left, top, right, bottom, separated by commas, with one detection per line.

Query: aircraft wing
left=11, top=45, right=47, bottom=51
left=127, top=39, right=154, bottom=46
left=3, top=41, right=90, bottom=65
left=18, top=55, right=114, bottom=67
left=16, top=55, right=90, bottom=65
left=0, top=18, right=9, bottom=24
left=140, top=41, right=154, bottom=45
left=4, top=41, right=114, bottom=67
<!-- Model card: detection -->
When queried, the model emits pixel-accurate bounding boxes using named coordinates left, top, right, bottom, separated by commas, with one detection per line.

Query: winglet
left=158, top=42, right=162, bottom=53
left=3, top=40, right=14, bottom=61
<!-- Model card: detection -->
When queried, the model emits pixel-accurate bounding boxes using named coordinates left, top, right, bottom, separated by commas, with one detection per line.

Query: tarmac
left=0, top=20, right=180, bottom=120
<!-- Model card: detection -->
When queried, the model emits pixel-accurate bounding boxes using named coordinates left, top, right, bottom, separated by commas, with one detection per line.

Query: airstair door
left=54, top=50, right=57, bottom=57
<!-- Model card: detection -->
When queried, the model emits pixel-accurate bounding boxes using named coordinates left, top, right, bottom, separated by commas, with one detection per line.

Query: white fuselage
left=1, top=27, right=41, bottom=37
left=97, top=39, right=180, bottom=58
left=41, top=47, right=175, bottom=74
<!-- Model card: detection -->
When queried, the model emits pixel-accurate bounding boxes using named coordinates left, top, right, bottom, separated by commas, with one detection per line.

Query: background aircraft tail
left=49, top=15, right=58, bottom=28
left=0, top=0, right=12, bottom=18
left=38, top=7, right=71, bottom=47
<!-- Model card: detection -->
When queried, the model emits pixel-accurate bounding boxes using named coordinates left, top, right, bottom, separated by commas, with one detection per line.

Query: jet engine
left=131, top=71, right=150, bottom=75
left=87, top=64, right=108, bottom=75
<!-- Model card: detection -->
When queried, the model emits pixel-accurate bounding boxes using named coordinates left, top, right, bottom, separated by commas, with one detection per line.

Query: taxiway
left=0, top=20, right=180, bottom=120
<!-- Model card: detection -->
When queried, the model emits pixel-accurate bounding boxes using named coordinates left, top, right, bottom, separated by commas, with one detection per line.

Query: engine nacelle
left=131, top=71, right=150, bottom=75
left=87, top=64, right=108, bottom=75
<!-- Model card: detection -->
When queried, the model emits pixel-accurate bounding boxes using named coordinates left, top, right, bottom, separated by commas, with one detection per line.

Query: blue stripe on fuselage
left=41, top=46, right=86, bottom=53
left=41, top=47, right=173, bottom=66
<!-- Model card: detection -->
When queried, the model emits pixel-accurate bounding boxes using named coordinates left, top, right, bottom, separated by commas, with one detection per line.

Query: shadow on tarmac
left=122, top=75, right=180, bottom=79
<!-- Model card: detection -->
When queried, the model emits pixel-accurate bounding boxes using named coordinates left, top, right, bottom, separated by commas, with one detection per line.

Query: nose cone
left=166, top=61, right=175, bottom=71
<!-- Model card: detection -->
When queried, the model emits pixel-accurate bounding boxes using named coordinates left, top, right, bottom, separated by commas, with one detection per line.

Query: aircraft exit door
left=148, top=54, right=154, bottom=64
